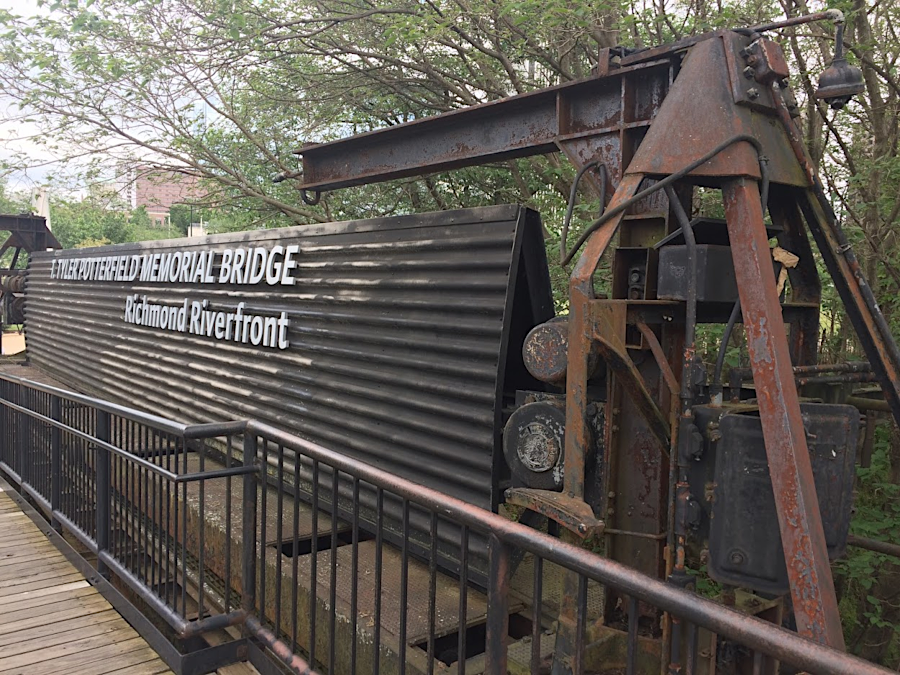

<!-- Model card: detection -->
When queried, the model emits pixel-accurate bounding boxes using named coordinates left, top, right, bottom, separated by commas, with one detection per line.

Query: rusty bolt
left=743, top=66, right=755, bottom=79
left=746, top=55, right=759, bottom=66
left=608, top=508, right=615, bottom=516
left=611, top=424, right=619, bottom=433
left=739, top=47, right=751, bottom=58
left=608, top=491, right=616, bottom=499
left=747, top=88, right=760, bottom=100
left=730, top=550, right=745, bottom=565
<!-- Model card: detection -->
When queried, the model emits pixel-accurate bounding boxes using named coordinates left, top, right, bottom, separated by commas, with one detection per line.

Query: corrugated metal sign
left=25, top=205, right=553, bottom=563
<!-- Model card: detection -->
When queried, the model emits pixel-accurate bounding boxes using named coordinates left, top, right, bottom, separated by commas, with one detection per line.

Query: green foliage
left=49, top=198, right=189, bottom=248
left=833, top=427, right=900, bottom=663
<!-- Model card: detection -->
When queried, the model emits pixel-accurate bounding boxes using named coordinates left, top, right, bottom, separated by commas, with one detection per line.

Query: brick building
left=120, top=166, right=204, bottom=225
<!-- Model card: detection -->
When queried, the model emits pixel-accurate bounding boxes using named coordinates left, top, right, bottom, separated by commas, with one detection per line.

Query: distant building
left=118, top=165, right=204, bottom=225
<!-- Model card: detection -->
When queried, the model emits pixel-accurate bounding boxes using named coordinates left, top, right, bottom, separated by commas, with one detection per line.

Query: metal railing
left=0, top=371, right=892, bottom=675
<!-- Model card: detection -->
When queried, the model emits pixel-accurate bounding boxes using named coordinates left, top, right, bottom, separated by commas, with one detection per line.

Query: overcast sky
left=0, top=0, right=68, bottom=195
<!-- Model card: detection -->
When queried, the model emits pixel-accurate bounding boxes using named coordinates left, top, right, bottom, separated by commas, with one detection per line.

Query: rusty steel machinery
left=0, top=214, right=58, bottom=344
left=283, top=9, right=900, bottom=674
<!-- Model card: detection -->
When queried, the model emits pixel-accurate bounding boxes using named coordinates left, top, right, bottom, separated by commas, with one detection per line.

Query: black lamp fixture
left=815, top=12, right=865, bottom=110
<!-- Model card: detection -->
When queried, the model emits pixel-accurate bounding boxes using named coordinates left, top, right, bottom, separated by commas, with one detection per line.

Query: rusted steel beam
left=847, top=396, right=890, bottom=413
left=0, top=214, right=60, bottom=250
left=636, top=319, right=681, bottom=398
left=723, top=178, right=845, bottom=649
left=566, top=174, right=643, bottom=499
left=771, top=90, right=900, bottom=428
left=847, top=534, right=900, bottom=559
left=294, top=61, right=670, bottom=192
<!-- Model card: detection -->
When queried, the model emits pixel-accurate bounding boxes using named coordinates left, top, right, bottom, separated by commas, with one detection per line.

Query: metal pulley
left=522, top=317, right=599, bottom=385
left=502, top=401, right=565, bottom=490
left=2, top=275, right=25, bottom=294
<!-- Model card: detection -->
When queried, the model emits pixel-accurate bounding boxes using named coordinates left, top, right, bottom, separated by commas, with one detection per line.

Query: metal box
left=657, top=244, right=738, bottom=304
left=707, top=403, right=859, bottom=594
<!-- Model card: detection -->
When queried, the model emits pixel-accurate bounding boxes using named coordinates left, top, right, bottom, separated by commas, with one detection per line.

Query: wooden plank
left=15, top=637, right=151, bottom=675
left=0, top=625, right=139, bottom=672
left=0, top=583, right=98, bottom=615
left=0, top=523, right=49, bottom=537
left=0, top=533, right=52, bottom=549
left=0, top=563, right=79, bottom=589
left=65, top=646, right=166, bottom=675
left=0, top=572, right=85, bottom=598
left=111, top=660, right=173, bottom=675
left=0, top=559, right=76, bottom=581
left=0, top=559, right=78, bottom=581
left=0, top=527, right=47, bottom=540
left=0, top=580, right=91, bottom=610
left=0, top=529, right=51, bottom=543
left=0, top=613, right=127, bottom=659
left=217, top=662, right=261, bottom=674
left=0, top=608, right=122, bottom=646
left=0, top=596, right=110, bottom=635
left=0, top=550, right=65, bottom=568
left=0, top=539, right=56, bottom=556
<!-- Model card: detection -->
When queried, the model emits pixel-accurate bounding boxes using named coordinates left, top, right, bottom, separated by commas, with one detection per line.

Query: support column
left=723, top=178, right=844, bottom=649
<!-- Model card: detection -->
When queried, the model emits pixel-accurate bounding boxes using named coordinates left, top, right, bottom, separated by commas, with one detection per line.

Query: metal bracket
left=505, top=487, right=604, bottom=539
left=591, top=301, right=671, bottom=449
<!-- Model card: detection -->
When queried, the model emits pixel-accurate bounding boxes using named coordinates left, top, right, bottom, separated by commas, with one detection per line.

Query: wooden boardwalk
left=0, top=485, right=173, bottom=675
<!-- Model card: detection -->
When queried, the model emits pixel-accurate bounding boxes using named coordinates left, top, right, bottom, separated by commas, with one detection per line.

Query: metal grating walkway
left=0, top=484, right=173, bottom=675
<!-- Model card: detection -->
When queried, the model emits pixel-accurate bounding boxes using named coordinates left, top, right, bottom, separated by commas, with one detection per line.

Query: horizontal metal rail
left=0, top=370, right=248, bottom=438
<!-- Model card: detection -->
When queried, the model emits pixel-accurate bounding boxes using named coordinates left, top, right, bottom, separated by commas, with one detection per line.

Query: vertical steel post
left=50, top=395, right=61, bottom=532
left=0, top=382, right=7, bottom=469
left=484, top=533, right=510, bottom=675
left=96, top=409, right=111, bottom=579
left=15, top=383, right=24, bottom=485
left=242, top=433, right=259, bottom=628
left=552, top=173, right=644, bottom=675
left=723, top=178, right=844, bottom=648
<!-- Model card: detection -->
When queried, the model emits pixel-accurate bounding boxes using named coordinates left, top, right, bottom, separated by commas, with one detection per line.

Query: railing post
left=242, top=433, right=259, bottom=628
left=14, top=383, right=23, bottom=485
left=50, top=395, right=62, bottom=532
left=96, top=409, right=111, bottom=579
left=485, top=533, right=510, bottom=675
left=0, top=381, right=7, bottom=468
